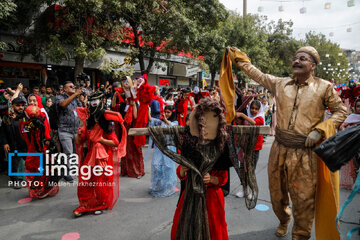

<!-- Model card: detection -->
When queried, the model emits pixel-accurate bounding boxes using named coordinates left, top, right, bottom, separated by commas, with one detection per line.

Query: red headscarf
left=27, top=94, right=51, bottom=139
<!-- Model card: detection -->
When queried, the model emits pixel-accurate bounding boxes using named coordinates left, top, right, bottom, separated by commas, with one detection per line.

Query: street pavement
left=0, top=136, right=359, bottom=240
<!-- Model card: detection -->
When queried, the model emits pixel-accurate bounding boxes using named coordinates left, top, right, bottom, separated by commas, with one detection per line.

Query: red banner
left=159, top=79, right=169, bottom=86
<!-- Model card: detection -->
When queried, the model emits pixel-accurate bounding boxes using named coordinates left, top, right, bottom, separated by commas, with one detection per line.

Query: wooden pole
left=128, top=125, right=271, bottom=136
left=243, top=0, right=247, bottom=16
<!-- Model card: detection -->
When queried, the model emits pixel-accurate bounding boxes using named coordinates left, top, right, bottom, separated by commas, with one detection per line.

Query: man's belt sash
left=275, top=127, right=307, bottom=149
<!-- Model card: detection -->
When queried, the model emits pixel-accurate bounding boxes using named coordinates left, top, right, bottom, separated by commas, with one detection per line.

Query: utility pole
left=243, top=0, right=247, bottom=16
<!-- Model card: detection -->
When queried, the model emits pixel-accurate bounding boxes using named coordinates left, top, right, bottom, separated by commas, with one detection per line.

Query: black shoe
left=64, top=176, right=74, bottom=183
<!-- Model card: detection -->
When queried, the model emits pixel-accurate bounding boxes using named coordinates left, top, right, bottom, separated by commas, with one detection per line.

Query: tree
left=116, top=0, right=228, bottom=74
left=220, top=13, right=271, bottom=87
left=198, top=13, right=301, bottom=88
left=303, top=32, right=349, bottom=83
left=198, top=28, right=227, bottom=87
left=0, top=0, right=18, bottom=50
left=22, top=0, right=125, bottom=82
left=266, top=19, right=301, bottom=77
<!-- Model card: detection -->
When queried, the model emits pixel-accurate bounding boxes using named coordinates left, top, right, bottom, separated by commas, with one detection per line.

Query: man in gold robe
left=223, top=46, right=347, bottom=240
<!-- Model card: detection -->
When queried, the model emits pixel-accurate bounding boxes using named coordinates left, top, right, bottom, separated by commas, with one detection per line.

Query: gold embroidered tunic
left=237, top=61, right=347, bottom=240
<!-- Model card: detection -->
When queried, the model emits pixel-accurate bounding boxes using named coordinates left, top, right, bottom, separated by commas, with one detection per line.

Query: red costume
left=22, top=105, right=59, bottom=198
left=171, top=166, right=229, bottom=240
left=153, top=95, right=166, bottom=115
left=120, top=120, right=146, bottom=178
left=118, top=74, right=154, bottom=178
left=74, top=107, right=127, bottom=214
left=133, top=74, right=156, bottom=146
left=341, top=85, right=360, bottom=107
left=176, top=97, right=193, bottom=126
left=112, top=87, right=125, bottom=112
left=189, top=91, right=211, bottom=104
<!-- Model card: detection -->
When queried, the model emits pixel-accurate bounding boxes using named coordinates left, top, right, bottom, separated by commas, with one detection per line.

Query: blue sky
left=219, top=0, right=360, bottom=51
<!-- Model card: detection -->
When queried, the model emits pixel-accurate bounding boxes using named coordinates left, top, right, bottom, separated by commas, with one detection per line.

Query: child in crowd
left=148, top=105, right=178, bottom=197
left=235, top=100, right=264, bottom=198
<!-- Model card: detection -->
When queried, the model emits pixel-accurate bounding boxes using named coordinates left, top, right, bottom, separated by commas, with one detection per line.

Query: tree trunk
left=74, top=56, right=85, bottom=85
left=210, top=68, right=216, bottom=87
left=145, top=45, right=157, bottom=75
left=131, top=23, right=146, bottom=74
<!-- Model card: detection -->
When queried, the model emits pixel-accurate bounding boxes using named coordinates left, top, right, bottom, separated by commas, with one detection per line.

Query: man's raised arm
left=226, top=47, right=279, bottom=94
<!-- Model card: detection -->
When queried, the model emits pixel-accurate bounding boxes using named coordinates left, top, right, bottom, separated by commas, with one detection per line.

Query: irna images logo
left=8, top=150, right=114, bottom=180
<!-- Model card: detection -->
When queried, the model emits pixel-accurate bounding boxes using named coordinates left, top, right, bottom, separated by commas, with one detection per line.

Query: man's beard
left=14, top=110, right=25, bottom=120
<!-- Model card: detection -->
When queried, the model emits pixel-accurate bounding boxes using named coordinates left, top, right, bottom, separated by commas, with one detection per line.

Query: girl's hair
left=164, top=105, right=176, bottom=122
left=250, top=100, right=261, bottom=109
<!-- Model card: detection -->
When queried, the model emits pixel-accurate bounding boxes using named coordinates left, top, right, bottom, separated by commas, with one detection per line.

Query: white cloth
left=40, top=108, right=49, bottom=122
left=165, top=100, right=174, bottom=106
left=344, top=113, right=360, bottom=124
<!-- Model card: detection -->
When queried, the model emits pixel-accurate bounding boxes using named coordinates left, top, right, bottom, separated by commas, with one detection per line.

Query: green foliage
left=303, top=32, right=349, bottom=83
left=0, top=0, right=17, bottom=50
left=0, top=0, right=17, bottom=20
left=0, top=0, right=44, bottom=32
left=221, top=13, right=272, bottom=86
left=45, top=35, right=67, bottom=63
left=0, top=0, right=350, bottom=86
left=21, top=0, right=126, bottom=76
left=117, top=0, right=228, bottom=74
left=198, top=11, right=347, bottom=87
left=99, top=56, right=134, bottom=79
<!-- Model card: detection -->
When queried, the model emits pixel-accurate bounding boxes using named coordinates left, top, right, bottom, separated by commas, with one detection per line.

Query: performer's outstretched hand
left=226, top=46, right=251, bottom=64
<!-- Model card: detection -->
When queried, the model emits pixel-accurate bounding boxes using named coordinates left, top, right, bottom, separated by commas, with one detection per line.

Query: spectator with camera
left=77, top=72, right=92, bottom=96
left=55, top=81, right=83, bottom=182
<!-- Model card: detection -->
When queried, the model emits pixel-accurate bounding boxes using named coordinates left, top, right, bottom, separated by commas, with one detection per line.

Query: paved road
left=0, top=136, right=359, bottom=240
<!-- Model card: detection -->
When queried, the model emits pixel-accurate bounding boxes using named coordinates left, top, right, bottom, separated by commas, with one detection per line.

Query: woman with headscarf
left=28, top=93, right=51, bottom=133
left=21, top=105, right=59, bottom=198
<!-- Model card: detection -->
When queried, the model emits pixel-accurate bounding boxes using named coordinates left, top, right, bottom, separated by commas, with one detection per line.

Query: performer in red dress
left=175, top=89, right=192, bottom=126
left=188, top=86, right=211, bottom=104
left=133, top=74, right=156, bottom=146
left=341, top=80, right=360, bottom=107
left=118, top=75, right=154, bottom=178
left=73, top=91, right=126, bottom=217
left=22, top=105, right=59, bottom=198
